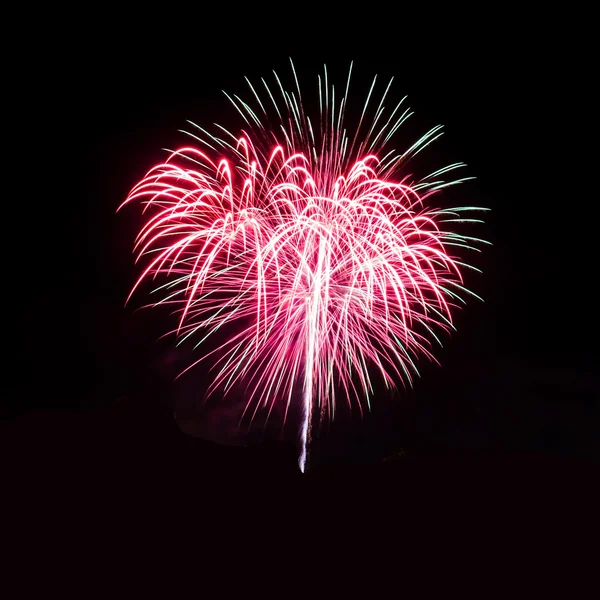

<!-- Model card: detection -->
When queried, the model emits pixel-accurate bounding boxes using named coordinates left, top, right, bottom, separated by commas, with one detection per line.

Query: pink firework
left=119, top=61, right=488, bottom=471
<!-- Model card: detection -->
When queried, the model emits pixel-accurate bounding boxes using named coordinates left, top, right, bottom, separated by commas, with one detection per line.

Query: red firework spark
left=119, top=61, right=489, bottom=470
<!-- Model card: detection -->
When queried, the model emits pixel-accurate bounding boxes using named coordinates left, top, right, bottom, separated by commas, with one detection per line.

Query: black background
left=4, top=6, right=597, bottom=579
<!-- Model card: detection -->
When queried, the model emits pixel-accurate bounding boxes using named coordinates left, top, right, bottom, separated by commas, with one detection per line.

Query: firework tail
left=299, top=381, right=313, bottom=473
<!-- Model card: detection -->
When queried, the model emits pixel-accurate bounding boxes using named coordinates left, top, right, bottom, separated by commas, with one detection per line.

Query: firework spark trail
left=119, top=60, right=489, bottom=471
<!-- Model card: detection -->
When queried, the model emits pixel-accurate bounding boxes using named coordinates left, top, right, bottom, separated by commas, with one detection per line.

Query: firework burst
left=119, top=60, right=489, bottom=471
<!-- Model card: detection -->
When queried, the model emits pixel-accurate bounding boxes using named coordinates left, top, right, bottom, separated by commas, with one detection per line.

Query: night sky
left=5, top=10, right=597, bottom=569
